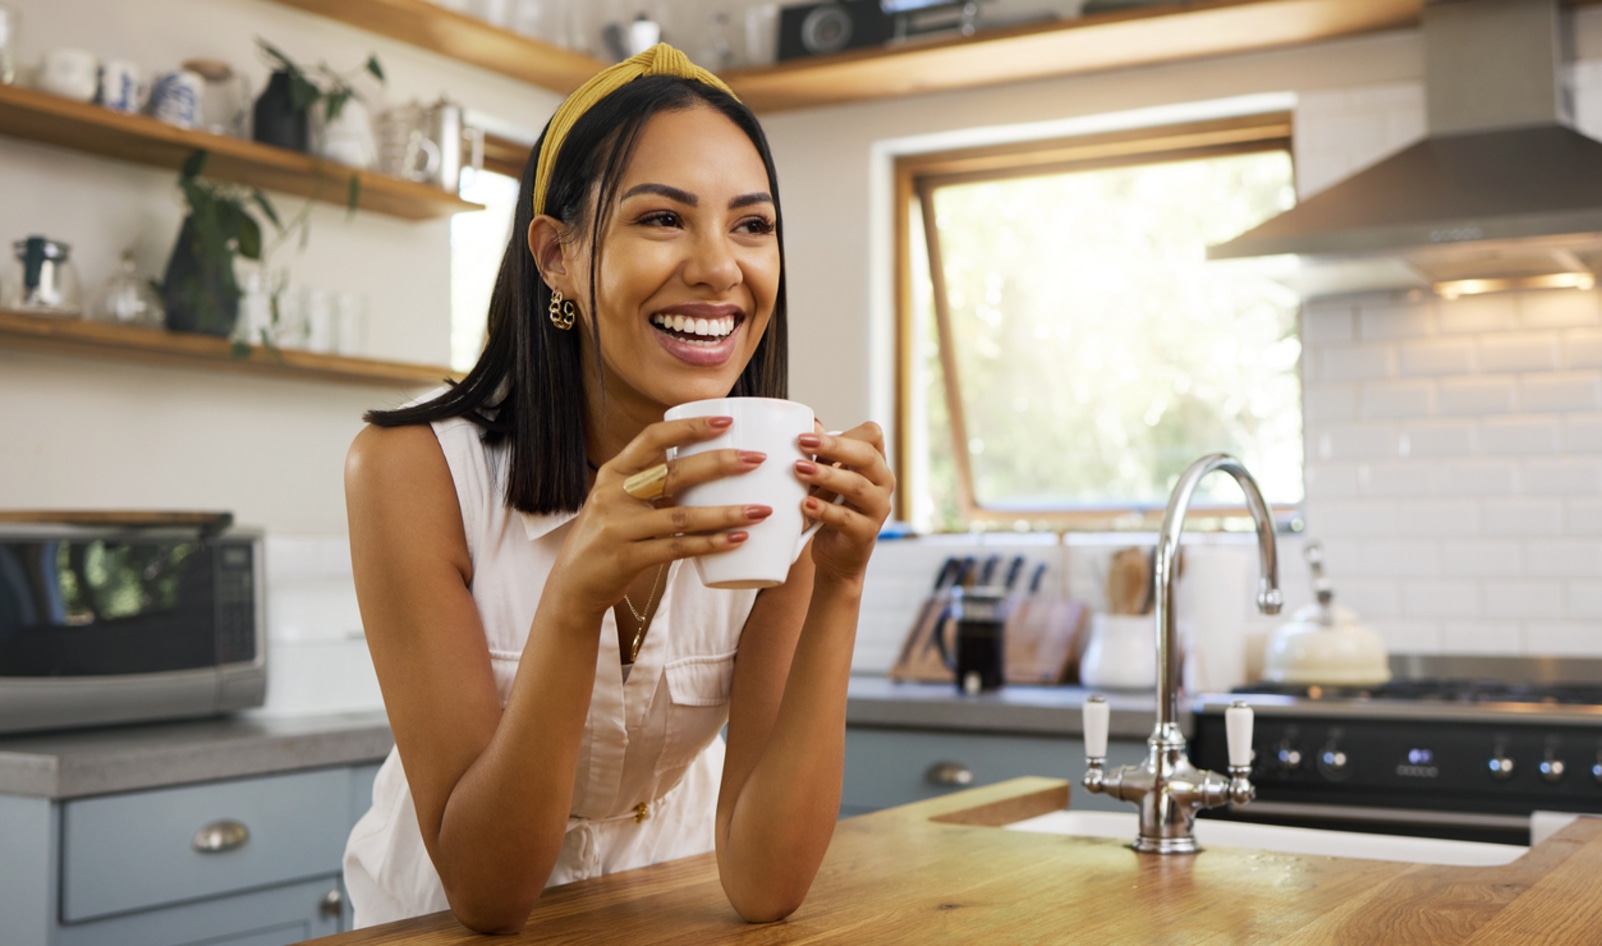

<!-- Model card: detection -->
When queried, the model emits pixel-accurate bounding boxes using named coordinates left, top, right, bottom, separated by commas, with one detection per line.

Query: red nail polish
left=709, top=416, right=734, bottom=428
left=804, top=497, right=821, bottom=511
left=739, top=450, right=767, bottom=464
left=795, top=459, right=818, bottom=474
left=798, top=433, right=822, bottom=448
left=745, top=505, right=772, bottom=520
left=727, top=531, right=749, bottom=543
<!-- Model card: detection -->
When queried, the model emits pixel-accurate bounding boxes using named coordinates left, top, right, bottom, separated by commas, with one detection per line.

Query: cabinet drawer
left=843, top=727, right=1147, bottom=814
left=61, top=768, right=351, bottom=922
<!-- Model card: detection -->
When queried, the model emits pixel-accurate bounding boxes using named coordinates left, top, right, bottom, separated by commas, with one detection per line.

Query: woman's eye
left=736, top=217, right=776, bottom=235
left=639, top=210, right=682, bottom=228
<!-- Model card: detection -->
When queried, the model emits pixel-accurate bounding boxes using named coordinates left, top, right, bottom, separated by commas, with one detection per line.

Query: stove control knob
left=1540, top=757, right=1566, bottom=783
left=1488, top=754, right=1515, bottom=780
left=1319, top=747, right=1348, bottom=775
left=1276, top=743, right=1303, bottom=772
left=1592, top=758, right=1602, bottom=784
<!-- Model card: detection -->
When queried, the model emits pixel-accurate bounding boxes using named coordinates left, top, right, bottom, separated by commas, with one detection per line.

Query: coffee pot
left=425, top=96, right=483, bottom=193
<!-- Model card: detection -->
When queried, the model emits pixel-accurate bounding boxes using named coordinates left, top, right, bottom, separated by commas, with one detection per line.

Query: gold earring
left=548, top=289, right=576, bottom=331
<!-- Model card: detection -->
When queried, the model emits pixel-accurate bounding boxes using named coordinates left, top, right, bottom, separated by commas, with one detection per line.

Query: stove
left=1191, top=656, right=1602, bottom=845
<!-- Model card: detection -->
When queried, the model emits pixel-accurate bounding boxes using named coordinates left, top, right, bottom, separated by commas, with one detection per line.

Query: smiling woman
left=338, top=45, right=894, bottom=935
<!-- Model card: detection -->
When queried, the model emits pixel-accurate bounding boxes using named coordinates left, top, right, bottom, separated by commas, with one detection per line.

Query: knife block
left=890, top=593, right=1089, bottom=686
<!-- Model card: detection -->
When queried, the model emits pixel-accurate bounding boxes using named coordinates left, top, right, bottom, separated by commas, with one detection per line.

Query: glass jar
left=91, top=250, right=163, bottom=328
left=5, top=235, right=80, bottom=316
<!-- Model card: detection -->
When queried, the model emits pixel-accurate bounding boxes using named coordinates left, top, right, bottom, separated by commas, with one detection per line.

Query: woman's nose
left=682, top=231, right=741, bottom=291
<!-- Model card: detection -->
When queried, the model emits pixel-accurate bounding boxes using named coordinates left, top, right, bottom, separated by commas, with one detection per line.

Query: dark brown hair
left=366, top=76, right=789, bottom=514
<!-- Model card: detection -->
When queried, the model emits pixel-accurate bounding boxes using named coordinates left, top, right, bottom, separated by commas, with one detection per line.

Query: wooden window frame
left=893, top=113, right=1299, bottom=530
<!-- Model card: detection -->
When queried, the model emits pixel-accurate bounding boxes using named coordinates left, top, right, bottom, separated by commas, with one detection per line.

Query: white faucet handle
left=1083, top=696, right=1109, bottom=759
left=1225, top=700, right=1254, bottom=770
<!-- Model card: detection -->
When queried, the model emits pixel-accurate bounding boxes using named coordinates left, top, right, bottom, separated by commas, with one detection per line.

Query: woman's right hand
left=548, top=414, right=770, bottom=615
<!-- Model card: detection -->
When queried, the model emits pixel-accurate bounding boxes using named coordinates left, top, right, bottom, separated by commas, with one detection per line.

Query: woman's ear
left=527, top=215, right=572, bottom=295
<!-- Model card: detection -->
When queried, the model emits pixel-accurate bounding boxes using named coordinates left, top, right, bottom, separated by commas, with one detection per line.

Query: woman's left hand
left=793, top=422, right=895, bottom=585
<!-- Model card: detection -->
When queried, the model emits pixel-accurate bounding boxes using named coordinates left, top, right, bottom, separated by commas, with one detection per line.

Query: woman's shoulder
left=346, top=423, right=452, bottom=506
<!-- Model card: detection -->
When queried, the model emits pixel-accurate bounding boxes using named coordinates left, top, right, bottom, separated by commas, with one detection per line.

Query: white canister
left=38, top=47, right=98, bottom=101
left=97, top=59, right=144, bottom=113
left=1078, top=613, right=1158, bottom=690
left=316, top=96, right=377, bottom=170
left=149, top=69, right=203, bottom=129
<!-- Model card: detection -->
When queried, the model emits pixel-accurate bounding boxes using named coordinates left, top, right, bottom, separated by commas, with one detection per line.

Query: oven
left=1190, top=656, right=1602, bottom=846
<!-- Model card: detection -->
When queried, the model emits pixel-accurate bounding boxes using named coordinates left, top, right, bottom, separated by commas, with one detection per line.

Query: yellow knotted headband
left=532, top=43, right=740, bottom=217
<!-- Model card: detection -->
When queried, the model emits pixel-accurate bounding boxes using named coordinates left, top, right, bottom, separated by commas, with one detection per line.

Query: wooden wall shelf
left=266, top=0, right=606, bottom=94
left=723, top=0, right=1426, bottom=112
left=265, top=0, right=1427, bottom=113
left=0, top=309, right=459, bottom=387
left=0, top=84, right=481, bottom=220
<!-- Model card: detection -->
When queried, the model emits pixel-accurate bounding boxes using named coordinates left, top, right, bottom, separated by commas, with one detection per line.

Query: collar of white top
left=519, top=509, right=578, bottom=542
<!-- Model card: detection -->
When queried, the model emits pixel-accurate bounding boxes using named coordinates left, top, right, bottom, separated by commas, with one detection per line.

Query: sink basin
left=1005, top=810, right=1526, bottom=866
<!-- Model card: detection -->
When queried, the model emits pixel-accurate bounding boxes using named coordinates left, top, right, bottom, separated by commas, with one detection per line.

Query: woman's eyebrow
left=729, top=193, right=773, bottom=210
left=621, top=182, right=697, bottom=205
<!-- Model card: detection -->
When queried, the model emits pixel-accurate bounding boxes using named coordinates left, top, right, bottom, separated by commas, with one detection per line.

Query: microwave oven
left=0, top=516, right=266, bottom=735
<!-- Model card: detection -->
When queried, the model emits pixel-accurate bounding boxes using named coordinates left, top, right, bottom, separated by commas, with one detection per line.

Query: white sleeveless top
left=343, top=410, right=759, bottom=927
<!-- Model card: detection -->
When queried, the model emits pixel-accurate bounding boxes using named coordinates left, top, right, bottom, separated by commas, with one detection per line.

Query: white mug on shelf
left=149, top=68, right=203, bottom=128
left=97, top=59, right=144, bottom=114
left=664, top=397, right=830, bottom=590
left=37, top=47, right=97, bottom=101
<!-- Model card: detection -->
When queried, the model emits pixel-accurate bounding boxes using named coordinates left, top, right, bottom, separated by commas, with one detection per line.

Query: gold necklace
left=623, top=563, right=667, bottom=663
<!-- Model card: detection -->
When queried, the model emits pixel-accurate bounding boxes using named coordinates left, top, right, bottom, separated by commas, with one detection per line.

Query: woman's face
left=563, top=103, right=780, bottom=418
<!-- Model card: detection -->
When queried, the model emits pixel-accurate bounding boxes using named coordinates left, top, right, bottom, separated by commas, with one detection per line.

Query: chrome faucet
left=1081, top=453, right=1282, bottom=853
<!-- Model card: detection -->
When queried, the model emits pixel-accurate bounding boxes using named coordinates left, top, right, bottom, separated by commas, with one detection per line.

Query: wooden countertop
left=304, top=778, right=1602, bottom=945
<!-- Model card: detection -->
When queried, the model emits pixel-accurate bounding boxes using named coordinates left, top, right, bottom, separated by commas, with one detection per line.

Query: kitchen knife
left=894, top=556, right=960, bottom=672
left=978, top=554, right=1002, bottom=587
left=1027, top=561, right=1048, bottom=596
left=1002, top=555, right=1026, bottom=594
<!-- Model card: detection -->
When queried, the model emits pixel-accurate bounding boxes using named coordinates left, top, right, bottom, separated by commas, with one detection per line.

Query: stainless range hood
left=1209, top=0, right=1602, bottom=298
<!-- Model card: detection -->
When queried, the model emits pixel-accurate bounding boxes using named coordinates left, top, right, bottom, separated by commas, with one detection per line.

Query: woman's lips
left=649, top=309, right=744, bottom=366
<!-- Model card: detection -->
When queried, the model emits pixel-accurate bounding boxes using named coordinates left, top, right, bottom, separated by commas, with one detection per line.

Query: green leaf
left=324, top=89, right=349, bottom=123
left=231, top=340, right=253, bottom=359
left=181, top=150, right=208, bottom=181
left=251, top=189, right=282, bottom=230
left=257, top=38, right=296, bottom=74
left=365, top=55, right=385, bottom=83
left=289, top=73, right=321, bottom=112
left=237, top=214, right=263, bottom=261
left=346, top=175, right=360, bottom=217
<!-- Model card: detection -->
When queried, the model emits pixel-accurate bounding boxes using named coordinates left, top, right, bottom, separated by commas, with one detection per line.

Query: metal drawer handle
left=924, top=761, right=973, bottom=787
left=192, top=819, right=250, bottom=853
left=319, top=886, right=344, bottom=919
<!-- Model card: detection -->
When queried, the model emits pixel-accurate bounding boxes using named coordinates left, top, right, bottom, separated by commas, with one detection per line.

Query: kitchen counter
left=304, top=777, right=1602, bottom=945
left=847, top=675, right=1164, bottom=738
left=0, top=711, right=393, bottom=798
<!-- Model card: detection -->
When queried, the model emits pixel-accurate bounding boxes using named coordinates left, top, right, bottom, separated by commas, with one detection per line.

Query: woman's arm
left=347, top=418, right=762, bottom=933
left=714, top=422, right=895, bottom=921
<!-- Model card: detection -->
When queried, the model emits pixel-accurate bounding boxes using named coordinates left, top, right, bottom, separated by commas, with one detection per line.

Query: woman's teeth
left=650, top=313, right=736, bottom=340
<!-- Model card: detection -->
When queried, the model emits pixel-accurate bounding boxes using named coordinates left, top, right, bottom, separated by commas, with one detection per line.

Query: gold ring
left=623, top=463, right=669, bottom=501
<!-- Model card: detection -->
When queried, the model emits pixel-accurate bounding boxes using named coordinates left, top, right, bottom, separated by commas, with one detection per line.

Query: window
left=897, top=115, right=1304, bottom=532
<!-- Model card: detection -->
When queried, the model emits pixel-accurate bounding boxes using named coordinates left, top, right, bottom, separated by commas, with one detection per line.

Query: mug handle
left=791, top=429, right=847, bottom=562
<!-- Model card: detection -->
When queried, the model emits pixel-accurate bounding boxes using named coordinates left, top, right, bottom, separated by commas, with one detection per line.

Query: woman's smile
left=649, top=303, right=747, bottom=365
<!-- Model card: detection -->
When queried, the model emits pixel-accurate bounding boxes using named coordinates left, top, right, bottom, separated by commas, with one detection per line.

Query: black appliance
left=0, top=512, right=265, bottom=734
left=1192, top=656, right=1602, bottom=846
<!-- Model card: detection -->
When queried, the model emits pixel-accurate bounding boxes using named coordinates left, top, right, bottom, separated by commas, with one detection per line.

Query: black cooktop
left=1233, top=679, right=1602, bottom=706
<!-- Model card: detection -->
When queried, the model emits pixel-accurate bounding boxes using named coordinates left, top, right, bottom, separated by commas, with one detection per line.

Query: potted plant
left=252, top=39, right=384, bottom=162
left=159, top=150, right=282, bottom=338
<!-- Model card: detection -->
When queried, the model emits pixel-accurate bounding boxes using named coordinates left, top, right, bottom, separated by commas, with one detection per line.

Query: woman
left=341, top=45, right=893, bottom=934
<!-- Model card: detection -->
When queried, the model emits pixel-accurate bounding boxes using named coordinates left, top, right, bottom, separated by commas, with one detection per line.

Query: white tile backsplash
left=1302, top=266, right=1602, bottom=655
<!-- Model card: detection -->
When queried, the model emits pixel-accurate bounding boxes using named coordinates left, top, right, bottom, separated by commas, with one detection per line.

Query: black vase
left=253, top=70, right=309, bottom=152
left=162, top=216, right=241, bottom=338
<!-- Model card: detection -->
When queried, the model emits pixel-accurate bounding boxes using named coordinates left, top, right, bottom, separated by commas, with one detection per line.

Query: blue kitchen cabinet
left=842, top=727, right=1147, bottom=818
left=1, top=762, right=381, bottom=946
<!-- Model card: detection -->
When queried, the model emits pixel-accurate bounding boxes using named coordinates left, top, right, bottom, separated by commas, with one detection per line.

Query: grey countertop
left=0, top=680, right=1160, bottom=800
left=846, top=675, right=1164, bottom=739
left=0, top=711, right=393, bottom=799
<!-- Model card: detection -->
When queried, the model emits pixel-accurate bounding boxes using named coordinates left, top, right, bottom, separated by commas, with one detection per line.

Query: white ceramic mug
left=664, top=397, right=827, bottom=590
left=97, top=59, right=144, bottom=113
left=38, top=47, right=97, bottom=101
left=149, top=69, right=202, bottom=128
